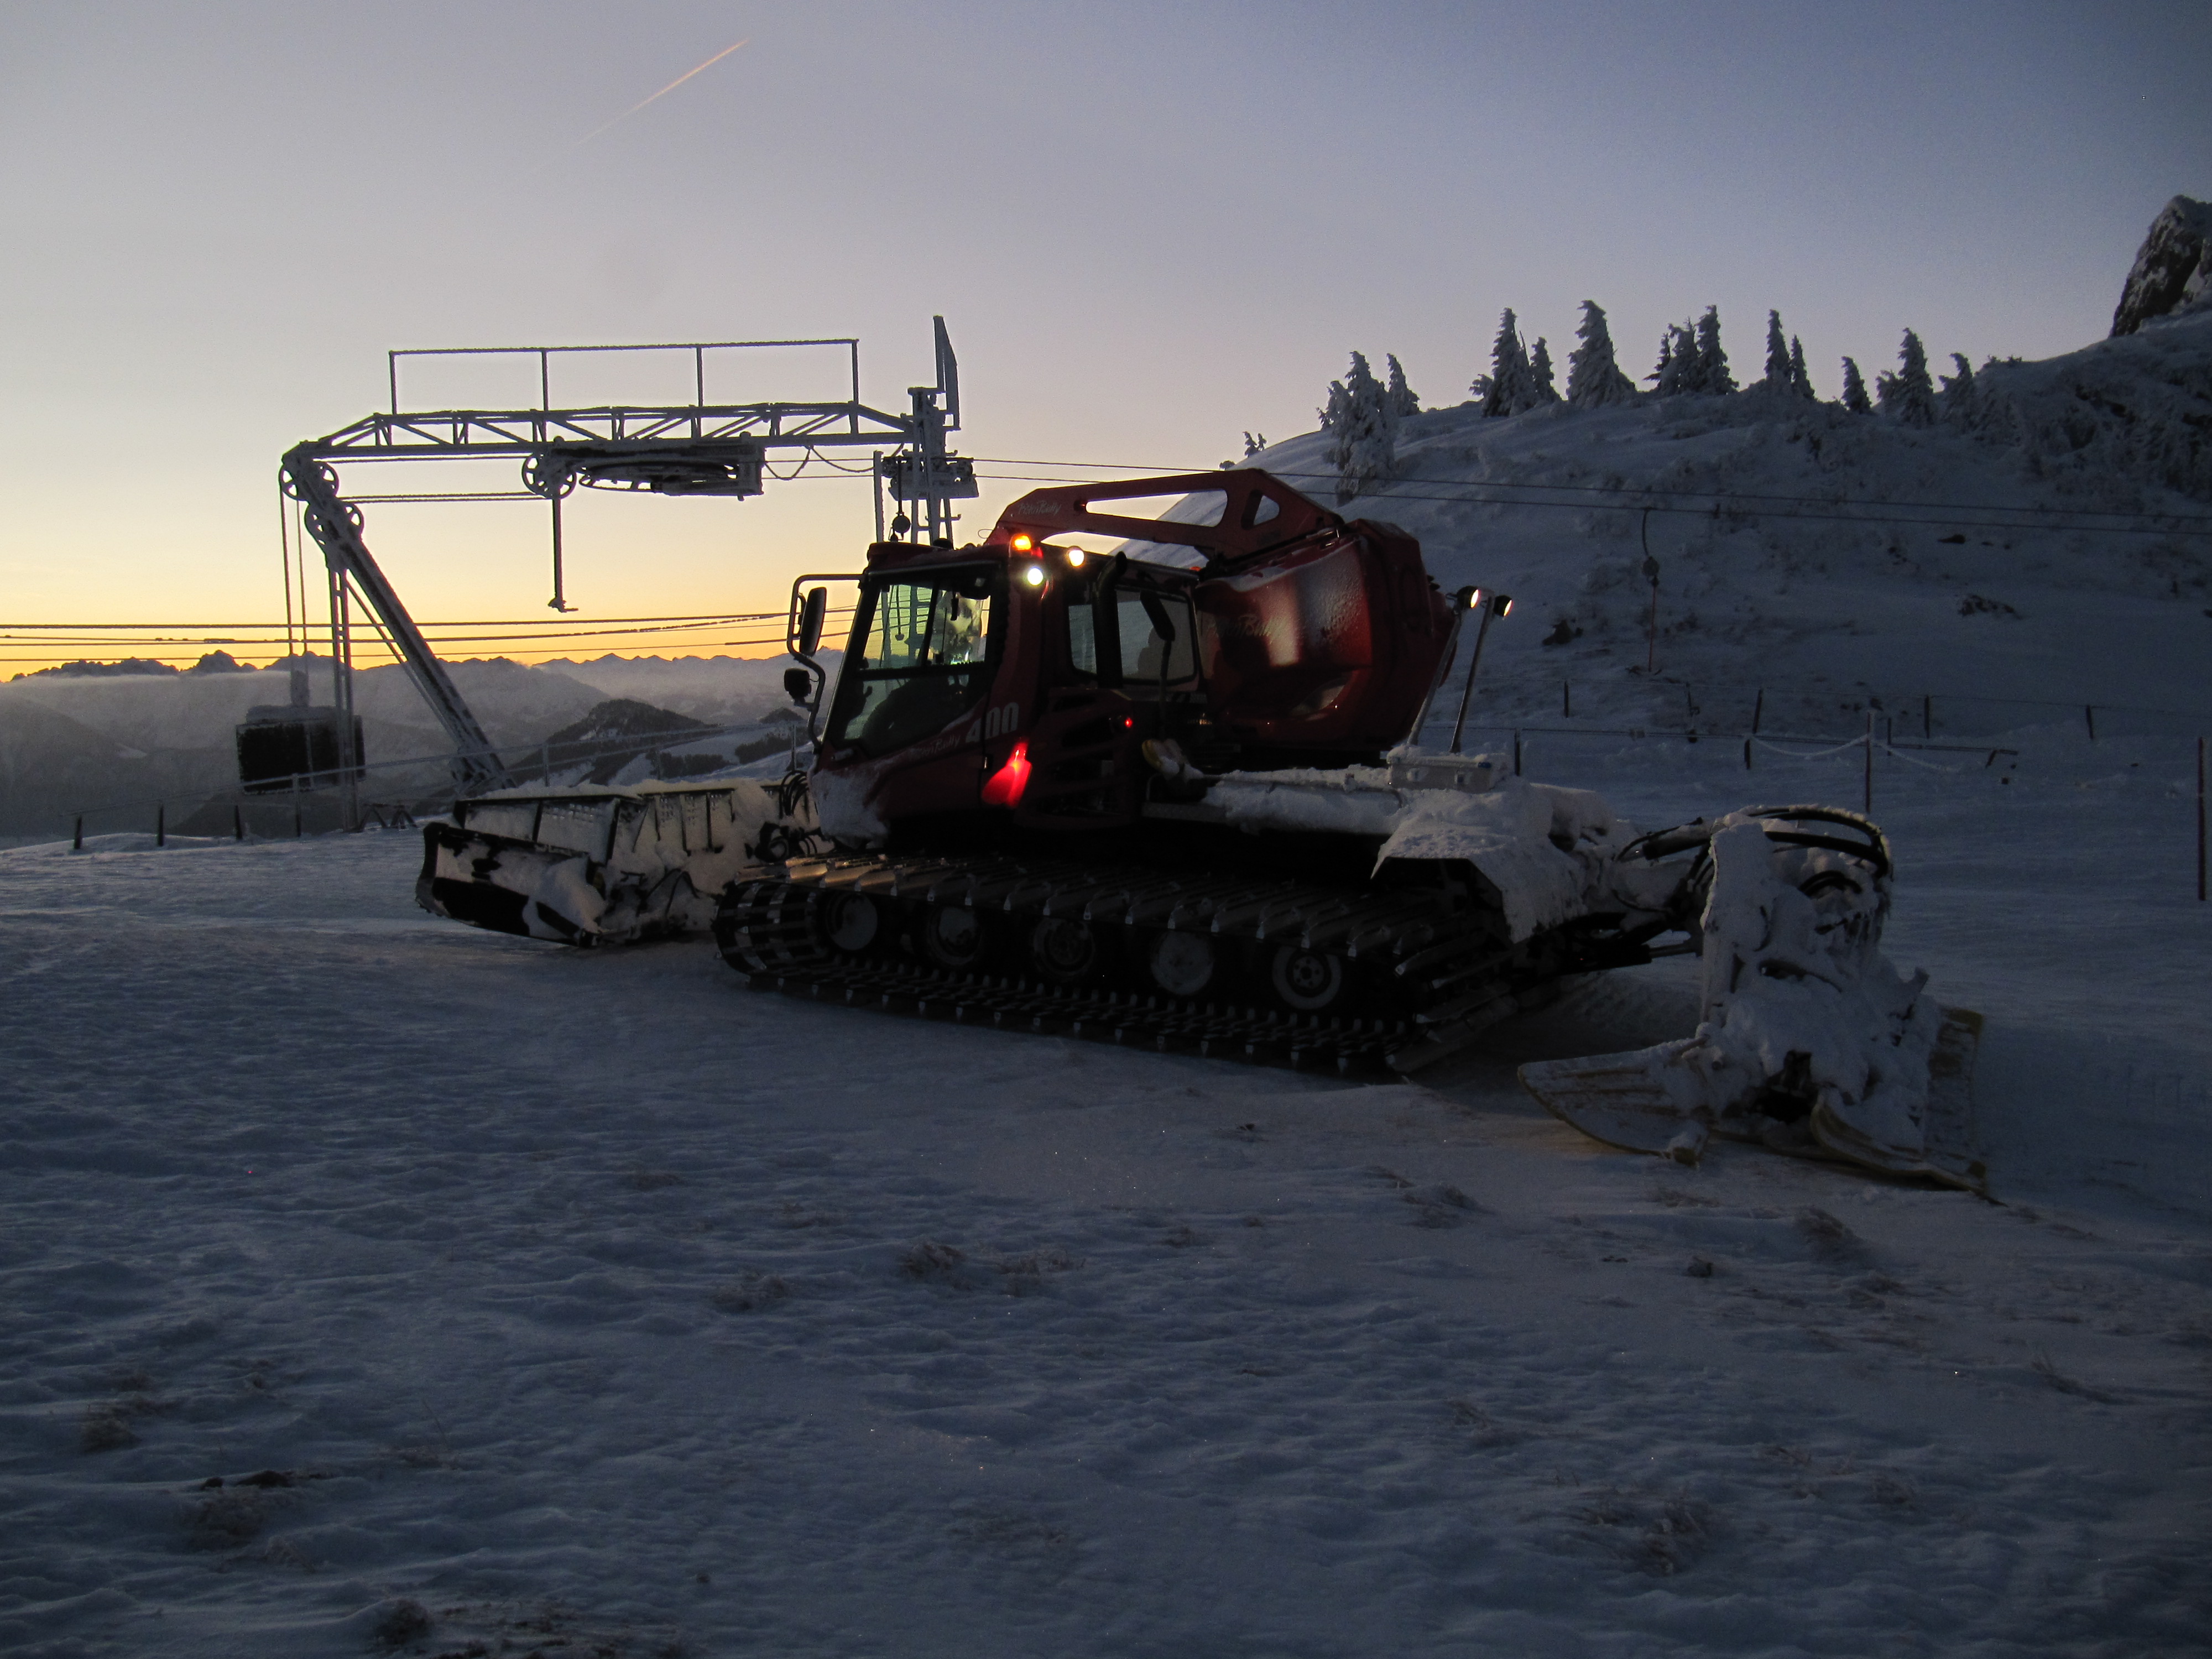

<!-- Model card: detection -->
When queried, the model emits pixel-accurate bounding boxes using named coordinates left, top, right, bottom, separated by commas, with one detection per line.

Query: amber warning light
left=1009, top=533, right=1036, bottom=552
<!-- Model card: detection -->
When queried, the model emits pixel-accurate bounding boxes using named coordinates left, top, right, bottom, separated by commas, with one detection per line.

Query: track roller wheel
left=1145, top=931, right=1218, bottom=998
left=1270, top=945, right=1353, bottom=1014
left=822, top=893, right=880, bottom=953
left=1029, top=917, right=1103, bottom=984
left=919, top=903, right=988, bottom=969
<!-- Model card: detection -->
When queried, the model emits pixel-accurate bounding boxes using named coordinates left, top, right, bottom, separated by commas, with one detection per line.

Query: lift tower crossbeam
left=276, top=324, right=973, bottom=818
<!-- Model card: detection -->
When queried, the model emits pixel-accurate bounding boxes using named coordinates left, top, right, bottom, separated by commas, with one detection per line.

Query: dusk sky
left=3, top=1, right=2208, bottom=669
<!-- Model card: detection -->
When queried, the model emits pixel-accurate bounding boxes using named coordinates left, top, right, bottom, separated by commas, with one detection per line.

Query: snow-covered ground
left=4, top=732, right=2206, bottom=1657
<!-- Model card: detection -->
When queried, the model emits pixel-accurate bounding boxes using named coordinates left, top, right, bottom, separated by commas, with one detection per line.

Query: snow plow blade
left=418, top=778, right=811, bottom=946
left=1517, top=1041, right=1717, bottom=1164
left=1524, top=1011, right=1983, bottom=1188
left=1520, top=808, right=1987, bottom=1192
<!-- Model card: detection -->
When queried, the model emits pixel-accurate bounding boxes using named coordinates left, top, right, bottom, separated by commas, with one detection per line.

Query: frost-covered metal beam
left=281, top=446, right=514, bottom=796
left=299, top=400, right=917, bottom=459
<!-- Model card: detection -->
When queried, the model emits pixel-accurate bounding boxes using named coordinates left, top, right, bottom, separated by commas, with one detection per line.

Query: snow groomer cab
left=797, top=469, right=1457, bottom=852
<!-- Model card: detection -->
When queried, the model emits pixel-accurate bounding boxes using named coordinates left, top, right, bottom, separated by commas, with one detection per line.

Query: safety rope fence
left=1439, top=715, right=2206, bottom=901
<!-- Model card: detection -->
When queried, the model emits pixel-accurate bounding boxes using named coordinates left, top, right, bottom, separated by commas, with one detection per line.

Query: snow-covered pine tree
left=1648, top=327, right=1674, bottom=390
left=1479, top=309, right=1531, bottom=418
left=1788, top=335, right=1815, bottom=400
left=1840, top=356, right=1871, bottom=413
left=1875, top=329, right=1937, bottom=425
left=1763, top=311, right=1791, bottom=393
left=1242, top=431, right=1266, bottom=457
left=1526, top=337, right=1561, bottom=406
left=1319, top=378, right=1349, bottom=431
left=1938, top=352, right=1976, bottom=424
left=1695, top=306, right=1734, bottom=394
left=1567, top=300, right=1636, bottom=406
left=1330, top=351, right=1398, bottom=502
left=1653, top=321, right=1700, bottom=395
left=1385, top=354, right=1420, bottom=419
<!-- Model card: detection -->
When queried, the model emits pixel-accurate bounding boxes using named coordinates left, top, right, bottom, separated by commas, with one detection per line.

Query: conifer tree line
left=1306, top=306, right=1990, bottom=500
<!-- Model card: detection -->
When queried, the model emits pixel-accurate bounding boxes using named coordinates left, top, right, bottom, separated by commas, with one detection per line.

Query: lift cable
left=0, top=611, right=786, bottom=631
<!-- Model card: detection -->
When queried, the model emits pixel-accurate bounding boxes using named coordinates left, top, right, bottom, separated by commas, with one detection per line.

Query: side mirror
left=782, top=666, right=812, bottom=705
left=1139, top=588, right=1176, bottom=644
left=796, top=587, right=828, bottom=657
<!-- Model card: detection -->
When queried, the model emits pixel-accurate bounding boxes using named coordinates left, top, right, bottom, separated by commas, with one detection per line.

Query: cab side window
left=1068, top=590, right=1196, bottom=684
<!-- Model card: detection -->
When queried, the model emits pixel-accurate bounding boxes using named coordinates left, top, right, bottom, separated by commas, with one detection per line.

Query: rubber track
left=713, top=855, right=1515, bottom=1074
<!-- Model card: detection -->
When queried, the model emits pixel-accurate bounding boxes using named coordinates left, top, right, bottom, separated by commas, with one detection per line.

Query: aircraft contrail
left=582, top=37, right=750, bottom=143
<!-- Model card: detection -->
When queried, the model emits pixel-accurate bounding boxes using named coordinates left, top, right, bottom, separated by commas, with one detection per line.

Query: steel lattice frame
left=279, top=324, right=974, bottom=821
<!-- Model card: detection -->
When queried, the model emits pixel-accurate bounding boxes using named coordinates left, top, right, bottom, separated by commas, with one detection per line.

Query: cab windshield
left=825, top=566, right=1000, bottom=757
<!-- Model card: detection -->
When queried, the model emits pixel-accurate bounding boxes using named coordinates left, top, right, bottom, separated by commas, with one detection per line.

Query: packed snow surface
left=4, top=737, right=2208, bottom=1657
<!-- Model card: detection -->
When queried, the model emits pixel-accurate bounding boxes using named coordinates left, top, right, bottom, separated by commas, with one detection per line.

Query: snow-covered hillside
left=1260, top=308, right=2212, bottom=753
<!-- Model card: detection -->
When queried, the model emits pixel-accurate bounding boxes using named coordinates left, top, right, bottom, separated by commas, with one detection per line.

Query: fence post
left=73, top=815, right=83, bottom=852
left=233, top=806, right=244, bottom=842
left=1512, top=731, right=1524, bottom=776
left=1562, top=680, right=1571, bottom=718
left=294, top=801, right=302, bottom=838
left=1862, top=713, right=1873, bottom=814
left=1743, top=738, right=1752, bottom=771
left=2197, top=735, right=2205, bottom=902
left=156, top=804, right=165, bottom=848
left=2085, top=705, right=2096, bottom=742
left=1752, top=688, right=1764, bottom=735
left=1923, top=694, right=1932, bottom=740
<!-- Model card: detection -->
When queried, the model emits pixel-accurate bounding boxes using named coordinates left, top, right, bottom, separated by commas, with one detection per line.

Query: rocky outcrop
left=544, top=697, right=713, bottom=784
left=2111, top=195, right=2212, bottom=336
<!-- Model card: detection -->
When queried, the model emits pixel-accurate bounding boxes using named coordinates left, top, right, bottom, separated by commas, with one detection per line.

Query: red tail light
left=980, top=739, right=1031, bottom=808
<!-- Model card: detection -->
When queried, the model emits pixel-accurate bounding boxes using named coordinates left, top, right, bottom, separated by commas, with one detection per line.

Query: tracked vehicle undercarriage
left=713, top=839, right=1665, bottom=1075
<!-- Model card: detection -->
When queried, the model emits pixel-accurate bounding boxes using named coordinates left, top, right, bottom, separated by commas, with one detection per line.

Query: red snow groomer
left=716, top=469, right=1680, bottom=1073
left=721, top=467, right=1977, bottom=1185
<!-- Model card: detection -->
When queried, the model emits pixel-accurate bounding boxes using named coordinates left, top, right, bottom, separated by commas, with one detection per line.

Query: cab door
left=1014, top=566, right=1194, bottom=828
